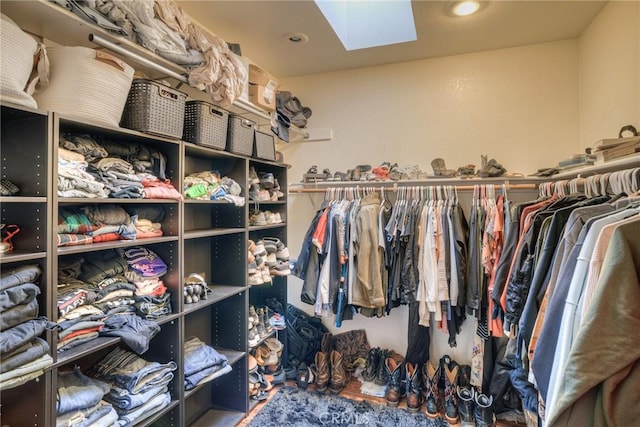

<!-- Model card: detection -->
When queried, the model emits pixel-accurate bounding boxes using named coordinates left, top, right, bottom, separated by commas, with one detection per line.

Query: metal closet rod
left=89, top=33, right=189, bottom=83
left=289, top=183, right=537, bottom=193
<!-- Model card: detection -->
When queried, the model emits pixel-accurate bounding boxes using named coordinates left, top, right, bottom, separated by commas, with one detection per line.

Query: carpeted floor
left=247, top=386, right=449, bottom=427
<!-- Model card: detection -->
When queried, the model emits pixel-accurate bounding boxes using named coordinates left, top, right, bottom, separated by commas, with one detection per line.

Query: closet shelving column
left=247, top=159, right=289, bottom=373
left=181, top=142, right=249, bottom=426
left=53, top=114, right=183, bottom=426
left=0, top=102, right=53, bottom=426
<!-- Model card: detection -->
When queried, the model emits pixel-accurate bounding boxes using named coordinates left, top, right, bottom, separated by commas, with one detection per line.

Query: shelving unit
left=0, top=98, right=290, bottom=425
left=0, top=2, right=292, bottom=424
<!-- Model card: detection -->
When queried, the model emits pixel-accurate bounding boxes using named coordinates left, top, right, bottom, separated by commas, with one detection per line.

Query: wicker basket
left=34, top=46, right=134, bottom=127
left=183, top=100, right=228, bottom=150
left=253, top=130, right=276, bottom=161
left=121, top=79, right=186, bottom=139
left=226, top=115, right=255, bottom=156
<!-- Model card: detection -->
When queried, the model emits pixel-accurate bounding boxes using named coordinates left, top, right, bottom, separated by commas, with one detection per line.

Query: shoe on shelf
left=249, top=305, right=260, bottom=327
left=262, top=238, right=278, bottom=254
left=276, top=246, right=290, bottom=261
left=253, top=240, right=267, bottom=257
left=259, top=172, right=275, bottom=189
left=270, top=260, right=291, bottom=276
left=249, top=166, right=260, bottom=185
left=248, top=327, right=260, bottom=347
left=264, top=211, right=276, bottom=225
left=248, top=272, right=264, bottom=286
left=248, top=261, right=258, bottom=275
left=261, top=265, right=272, bottom=284
left=250, top=211, right=267, bottom=226
left=260, top=308, right=275, bottom=334
left=265, top=252, right=277, bottom=267
left=269, top=313, right=286, bottom=330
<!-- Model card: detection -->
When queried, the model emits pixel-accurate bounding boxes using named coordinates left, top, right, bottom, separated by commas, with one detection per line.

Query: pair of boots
left=385, top=353, right=424, bottom=412
left=423, top=358, right=460, bottom=424
left=458, top=387, right=495, bottom=427
left=384, top=358, right=425, bottom=412
left=314, top=333, right=348, bottom=394
left=363, top=347, right=391, bottom=386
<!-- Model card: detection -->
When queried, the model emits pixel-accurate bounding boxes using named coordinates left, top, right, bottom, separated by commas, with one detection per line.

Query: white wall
left=578, top=0, right=640, bottom=150
left=281, top=40, right=580, bottom=361
left=281, top=5, right=640, bottom=362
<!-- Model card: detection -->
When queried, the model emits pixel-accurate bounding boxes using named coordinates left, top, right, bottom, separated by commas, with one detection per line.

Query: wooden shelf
left=183, top=285, right=248, bottom=315
left=58, top=198, right=179, bottom=204
left=189, top=408, right=246, bottom=427
left=53, top=336, right=121, bottom=368
left=0, top=196, right=47, bottom=203
left=248, top=223, right=286, bottom=232
left=0, top=251, right=47, bottom=264
left=1, top=0, right=276, bottom=124
left=549, top=154, right=640, bottom=179
left=184, top=228, right=246, bottom=240
left=56, top=236, right=179, bottom=255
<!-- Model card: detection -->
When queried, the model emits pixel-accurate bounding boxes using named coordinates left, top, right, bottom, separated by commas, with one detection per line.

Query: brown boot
left=314, top=351, right=330, bottom=392
left=330, top=350, right=348, bottom=394
left=321, top=332, right=333, bottom=354
left=384, top=357, right=406, bottom=407
left=405, top=362, right=424, bottom=412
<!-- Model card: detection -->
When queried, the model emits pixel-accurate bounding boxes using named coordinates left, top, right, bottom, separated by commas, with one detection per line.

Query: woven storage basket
left=34, top=46, right=134, bottom=127
left=121, top=79, right=186, bottom=139
left=253, top=130, right=276, bottom=161
left=226, top=115, right=255, bottom=156
left=0, top=14, right=39, bottom=109
left=183, top=100, right=228, bottom=149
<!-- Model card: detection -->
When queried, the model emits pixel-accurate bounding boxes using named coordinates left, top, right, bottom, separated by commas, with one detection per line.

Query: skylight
left=314, top=0, right=417, bottom=51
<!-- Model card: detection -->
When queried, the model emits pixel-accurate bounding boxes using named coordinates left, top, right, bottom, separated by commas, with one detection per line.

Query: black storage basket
left=226, top=115, right=255, bottom=156
left=183, top=100, right=228, bottom=149
left=253, top=130, right=276, bottom=161
left=121, top=79, right=186, bottom=139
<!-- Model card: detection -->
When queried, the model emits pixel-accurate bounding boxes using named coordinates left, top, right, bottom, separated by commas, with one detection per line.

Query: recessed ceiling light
left=283, top=32, right=309, bottom=44
left=451, top=1, right=480, bottom=17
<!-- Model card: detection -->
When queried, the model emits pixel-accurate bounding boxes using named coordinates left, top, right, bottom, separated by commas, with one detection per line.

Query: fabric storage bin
left=226, top=115, right=255, bottom=156
left=0, top=14, right=43, bottom=109
left=121, top=79, right=186, bottom=139
left=253, top=130, right=276, bottom=161
left=183, top=100, right=228, bottom=150
left=34, top=46, right=134, bottom=127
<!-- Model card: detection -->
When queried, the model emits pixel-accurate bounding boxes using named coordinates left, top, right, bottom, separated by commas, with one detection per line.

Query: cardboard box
left=249, top=63, right=277, bottom=87
left=249, top=83, right=277, bottom=111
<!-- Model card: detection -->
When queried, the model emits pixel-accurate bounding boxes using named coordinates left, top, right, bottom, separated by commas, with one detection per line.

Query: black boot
left=384, top=357, right=405, bottom=407
left=443, top=362, right=460, bottom=424
left=457, top=386, right=476, bottom=427
left=362, top=347, right=380, bottom=382
left=374, top=349, right=390, bottom=385
left=422, top=361, right=441, bottom=419
left=405, top=362, right=423, bottom=412
left=474, top=392, right=495, bottom=427
left=444, top=364, right=460, bottom=424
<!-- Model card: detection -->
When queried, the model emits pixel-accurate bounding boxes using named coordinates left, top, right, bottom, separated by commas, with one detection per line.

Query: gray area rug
left=247, top=386, right=448, bottom=427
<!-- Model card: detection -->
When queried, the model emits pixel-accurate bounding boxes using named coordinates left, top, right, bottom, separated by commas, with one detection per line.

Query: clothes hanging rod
left=289, top=183, right=537, bottom=193
left=89, top=33, right=189, bottom=83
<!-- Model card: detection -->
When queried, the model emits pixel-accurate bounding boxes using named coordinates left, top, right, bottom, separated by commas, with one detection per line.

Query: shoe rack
left=0, top=100, right=289, bottom=425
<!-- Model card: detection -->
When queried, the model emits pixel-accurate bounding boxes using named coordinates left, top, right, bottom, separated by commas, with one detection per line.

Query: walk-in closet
left=1, top=1, right=638, bottom=427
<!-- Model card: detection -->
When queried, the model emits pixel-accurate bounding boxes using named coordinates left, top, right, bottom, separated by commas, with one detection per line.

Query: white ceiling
left=176, top=0, right=608, bottom=79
